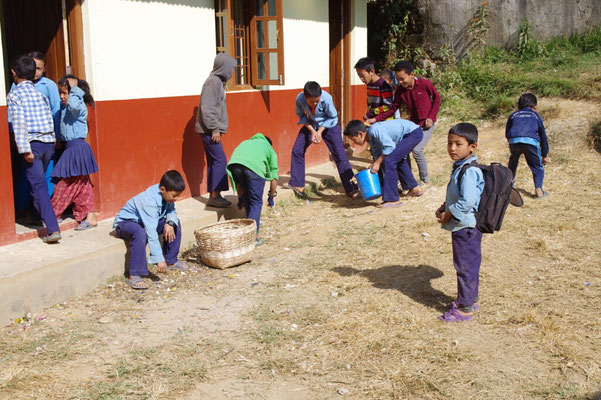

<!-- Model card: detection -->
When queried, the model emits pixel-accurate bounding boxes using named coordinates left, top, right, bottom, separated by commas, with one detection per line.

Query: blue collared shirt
left=443, top=156, right=485, bottom=232
left=9, top=77, right=61, bottom=134
left=295, top=91, right=338, bottom=129
left=367, top=119, right=420, bottom=159
left=7, top=81, right=55, bottom=154
left=59, top=86, right=89, bottom=141
left=113, top=184, right=179, bottom=264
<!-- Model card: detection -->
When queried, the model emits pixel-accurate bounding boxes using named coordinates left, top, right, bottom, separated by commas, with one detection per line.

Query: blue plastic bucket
left=355, top=169, right=381, bottom=200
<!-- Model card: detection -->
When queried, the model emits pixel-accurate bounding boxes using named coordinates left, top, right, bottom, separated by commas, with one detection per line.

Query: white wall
left=83, top=0, right=215, bottom=101
left=281, top=0, right=330, bottom=90
left=80, top=0, right=363, bottom=101
left=350, top=0, right=367, bottom=86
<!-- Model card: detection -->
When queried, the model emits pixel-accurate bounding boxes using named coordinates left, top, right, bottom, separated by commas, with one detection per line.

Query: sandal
left=283, top=184, right=307, bottom=200
left=448, top=301, right=480, bottom=312
left=255, top=238, right=265, bottom=247
left=126, top=276, right=148, bottom=290
left=438, top=308, right=473, bottom=322
left=168, top=260, right=191, bottom=271
left=75, top=220, right=97, bottom=231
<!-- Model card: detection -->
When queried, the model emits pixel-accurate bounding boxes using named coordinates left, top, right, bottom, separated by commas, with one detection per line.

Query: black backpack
left=458, top=161, right=521, bottom=234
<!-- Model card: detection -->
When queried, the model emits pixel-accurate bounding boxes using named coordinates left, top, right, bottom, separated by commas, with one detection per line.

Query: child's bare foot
left=86, top=211, right=98, bottom=226
left=534, top=188, right=550, bottom=199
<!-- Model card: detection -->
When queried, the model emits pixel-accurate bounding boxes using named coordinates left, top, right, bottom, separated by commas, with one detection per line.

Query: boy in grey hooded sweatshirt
left=196, top=53, right=237, bottom=208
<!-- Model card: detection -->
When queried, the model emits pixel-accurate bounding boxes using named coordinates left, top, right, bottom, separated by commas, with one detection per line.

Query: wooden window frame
left=214, top=0, right=284, bottom=89
left=249, top=0, right=285, bottom=86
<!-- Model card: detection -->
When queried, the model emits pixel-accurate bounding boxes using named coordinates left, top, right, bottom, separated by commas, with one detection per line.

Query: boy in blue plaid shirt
left=7, top=55, right=61, bottom=243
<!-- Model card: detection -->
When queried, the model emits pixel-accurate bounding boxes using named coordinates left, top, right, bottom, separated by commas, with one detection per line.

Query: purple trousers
left=452, top=227, right=482, bottom=310
left=381, top=128, right=422, bottom=202
left=24, top=141, right=59, bottom=234
left=116, top=218, right=182, bottom=277
left=508, top=143, right=544, bottom=189
left=228, top=164, right=265, bottom=232
left=289, top=125, right=357, bottom=194
left=201, top=134, right=229, bottom=192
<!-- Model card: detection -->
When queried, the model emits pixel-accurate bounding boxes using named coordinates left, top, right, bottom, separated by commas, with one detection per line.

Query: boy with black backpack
left=435, top=123, right=484, bottom=322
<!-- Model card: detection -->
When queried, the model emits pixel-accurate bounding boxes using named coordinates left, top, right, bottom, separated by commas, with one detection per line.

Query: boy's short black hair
left=393, top=60, right=414, bottom=74
left=303, top=81, right=322, bottom=98
left=343, top=120, right=367, bottom=136
left=354, top=57, right=375, bottom=72
left=449, top=123, right=478, bottom=144
left=27, top=51, right=46, bottom=63
left=518, top=93, right=537, bottom=109
left=380, top=68, right=394, bottom=81
left=160, top=170, right=186, bottom=192
left=263, top=135, right=273, bottom=146
left=10, top=55, right=36, bottom=81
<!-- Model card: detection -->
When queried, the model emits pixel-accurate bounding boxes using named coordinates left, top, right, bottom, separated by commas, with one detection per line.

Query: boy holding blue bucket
left=344, top=119, right=423, bottom=208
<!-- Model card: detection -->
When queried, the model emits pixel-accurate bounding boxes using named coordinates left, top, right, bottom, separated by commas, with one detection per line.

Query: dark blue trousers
left=381, top=128, right=422, bottom=202
left=201, top=134, right=229, bottom=192
left=228, top=164, right=265, bottom=232
left=289, top=125, right=357, bottom=194
left=452, top=227, right=482, bottom=309
left=508, top=143, right=544, bottom=189
left=23, top=141, right=59, bottom=234
left=116, top=218, right=182, bottom=277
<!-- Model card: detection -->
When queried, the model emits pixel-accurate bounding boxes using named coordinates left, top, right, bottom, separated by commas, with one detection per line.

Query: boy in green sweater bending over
left=226, top=133, right=278, bottom=242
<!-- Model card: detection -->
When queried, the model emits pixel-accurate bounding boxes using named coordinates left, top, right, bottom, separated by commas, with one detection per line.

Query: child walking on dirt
left=113, top=170, right=190, bottom=290
left=227, top=133, right=278, bottom=243
left=436, top=123, right=484, bottom=322
left=344, top=119, right=424, bottom=208
left=195, top=53, right=238, bottom=208
left=51, top=75, right=98, bottom=230
left=285, top=81, right=359, bottom=199
left=505, top=93, right=550, bottom=198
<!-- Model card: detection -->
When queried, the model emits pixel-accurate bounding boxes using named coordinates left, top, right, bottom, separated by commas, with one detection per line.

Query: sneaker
left=43, top=231, right=62, bottom=244
left=207, top=196, right=232, bottom=208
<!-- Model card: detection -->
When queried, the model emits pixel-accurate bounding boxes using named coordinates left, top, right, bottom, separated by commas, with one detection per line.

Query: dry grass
left=0, top=98, right=600, bottom=399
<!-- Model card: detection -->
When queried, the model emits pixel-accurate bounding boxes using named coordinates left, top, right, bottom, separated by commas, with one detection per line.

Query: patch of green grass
left=429, top=26, right=601, bottom=120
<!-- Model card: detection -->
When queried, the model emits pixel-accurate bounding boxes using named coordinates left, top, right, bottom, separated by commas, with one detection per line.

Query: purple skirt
left=51, top=138, right=98, bottom=178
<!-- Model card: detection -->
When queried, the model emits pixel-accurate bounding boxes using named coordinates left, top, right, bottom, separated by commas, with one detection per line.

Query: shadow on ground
left=332, top=264, right=454, bottom=312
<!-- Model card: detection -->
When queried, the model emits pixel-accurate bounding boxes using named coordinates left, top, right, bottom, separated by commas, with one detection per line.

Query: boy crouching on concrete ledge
left=113, top=170, right=190, bottom=290
left=344, top=119, right=424, bottom=208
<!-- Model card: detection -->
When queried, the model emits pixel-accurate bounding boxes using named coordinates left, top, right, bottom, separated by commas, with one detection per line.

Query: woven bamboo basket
left=194, top=219, right=257, bottom=269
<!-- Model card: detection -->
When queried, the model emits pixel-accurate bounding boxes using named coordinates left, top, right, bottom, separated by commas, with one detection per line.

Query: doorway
left=329, top=0, right=351, bottom=131
left=1, top=0, right=86, bottom=232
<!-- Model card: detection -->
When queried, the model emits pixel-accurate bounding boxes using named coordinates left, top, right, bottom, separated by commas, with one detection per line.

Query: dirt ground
left=1, top=98, right=600, bottom=400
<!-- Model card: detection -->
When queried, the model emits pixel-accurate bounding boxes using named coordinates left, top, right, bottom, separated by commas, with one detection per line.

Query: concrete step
left=0, top=160, right=363, bottom=324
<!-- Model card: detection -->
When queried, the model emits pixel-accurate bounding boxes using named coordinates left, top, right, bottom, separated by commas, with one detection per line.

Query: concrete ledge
left=0, top=161, right=353, bottom=323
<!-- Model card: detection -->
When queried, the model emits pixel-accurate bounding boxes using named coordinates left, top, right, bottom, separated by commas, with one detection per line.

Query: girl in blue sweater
left=51, top=75, right=99, bottom=230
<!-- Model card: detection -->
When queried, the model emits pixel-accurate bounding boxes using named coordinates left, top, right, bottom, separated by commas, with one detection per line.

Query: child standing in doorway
left=195, top=53, right=238, bottom=208
left=436, top=123, right=485, bottom=322
left=51, top=75, right=98, bottom=230
left=7, top=54, right=61, bottom=243
left=505, top=93, right=550, bottom=198
left=286, top=81, right=358, bottom=199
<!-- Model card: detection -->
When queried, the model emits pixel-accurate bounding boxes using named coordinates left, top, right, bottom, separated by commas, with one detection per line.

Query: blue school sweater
left=367, top=118, right=419, bottom=159
left=443, top=155, right=485, bottom=232
left=505, top=108, right=549, bottom=157
left=59, top=86, right=88, bottom=142
left=113, top=184, right=179, bottom=264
